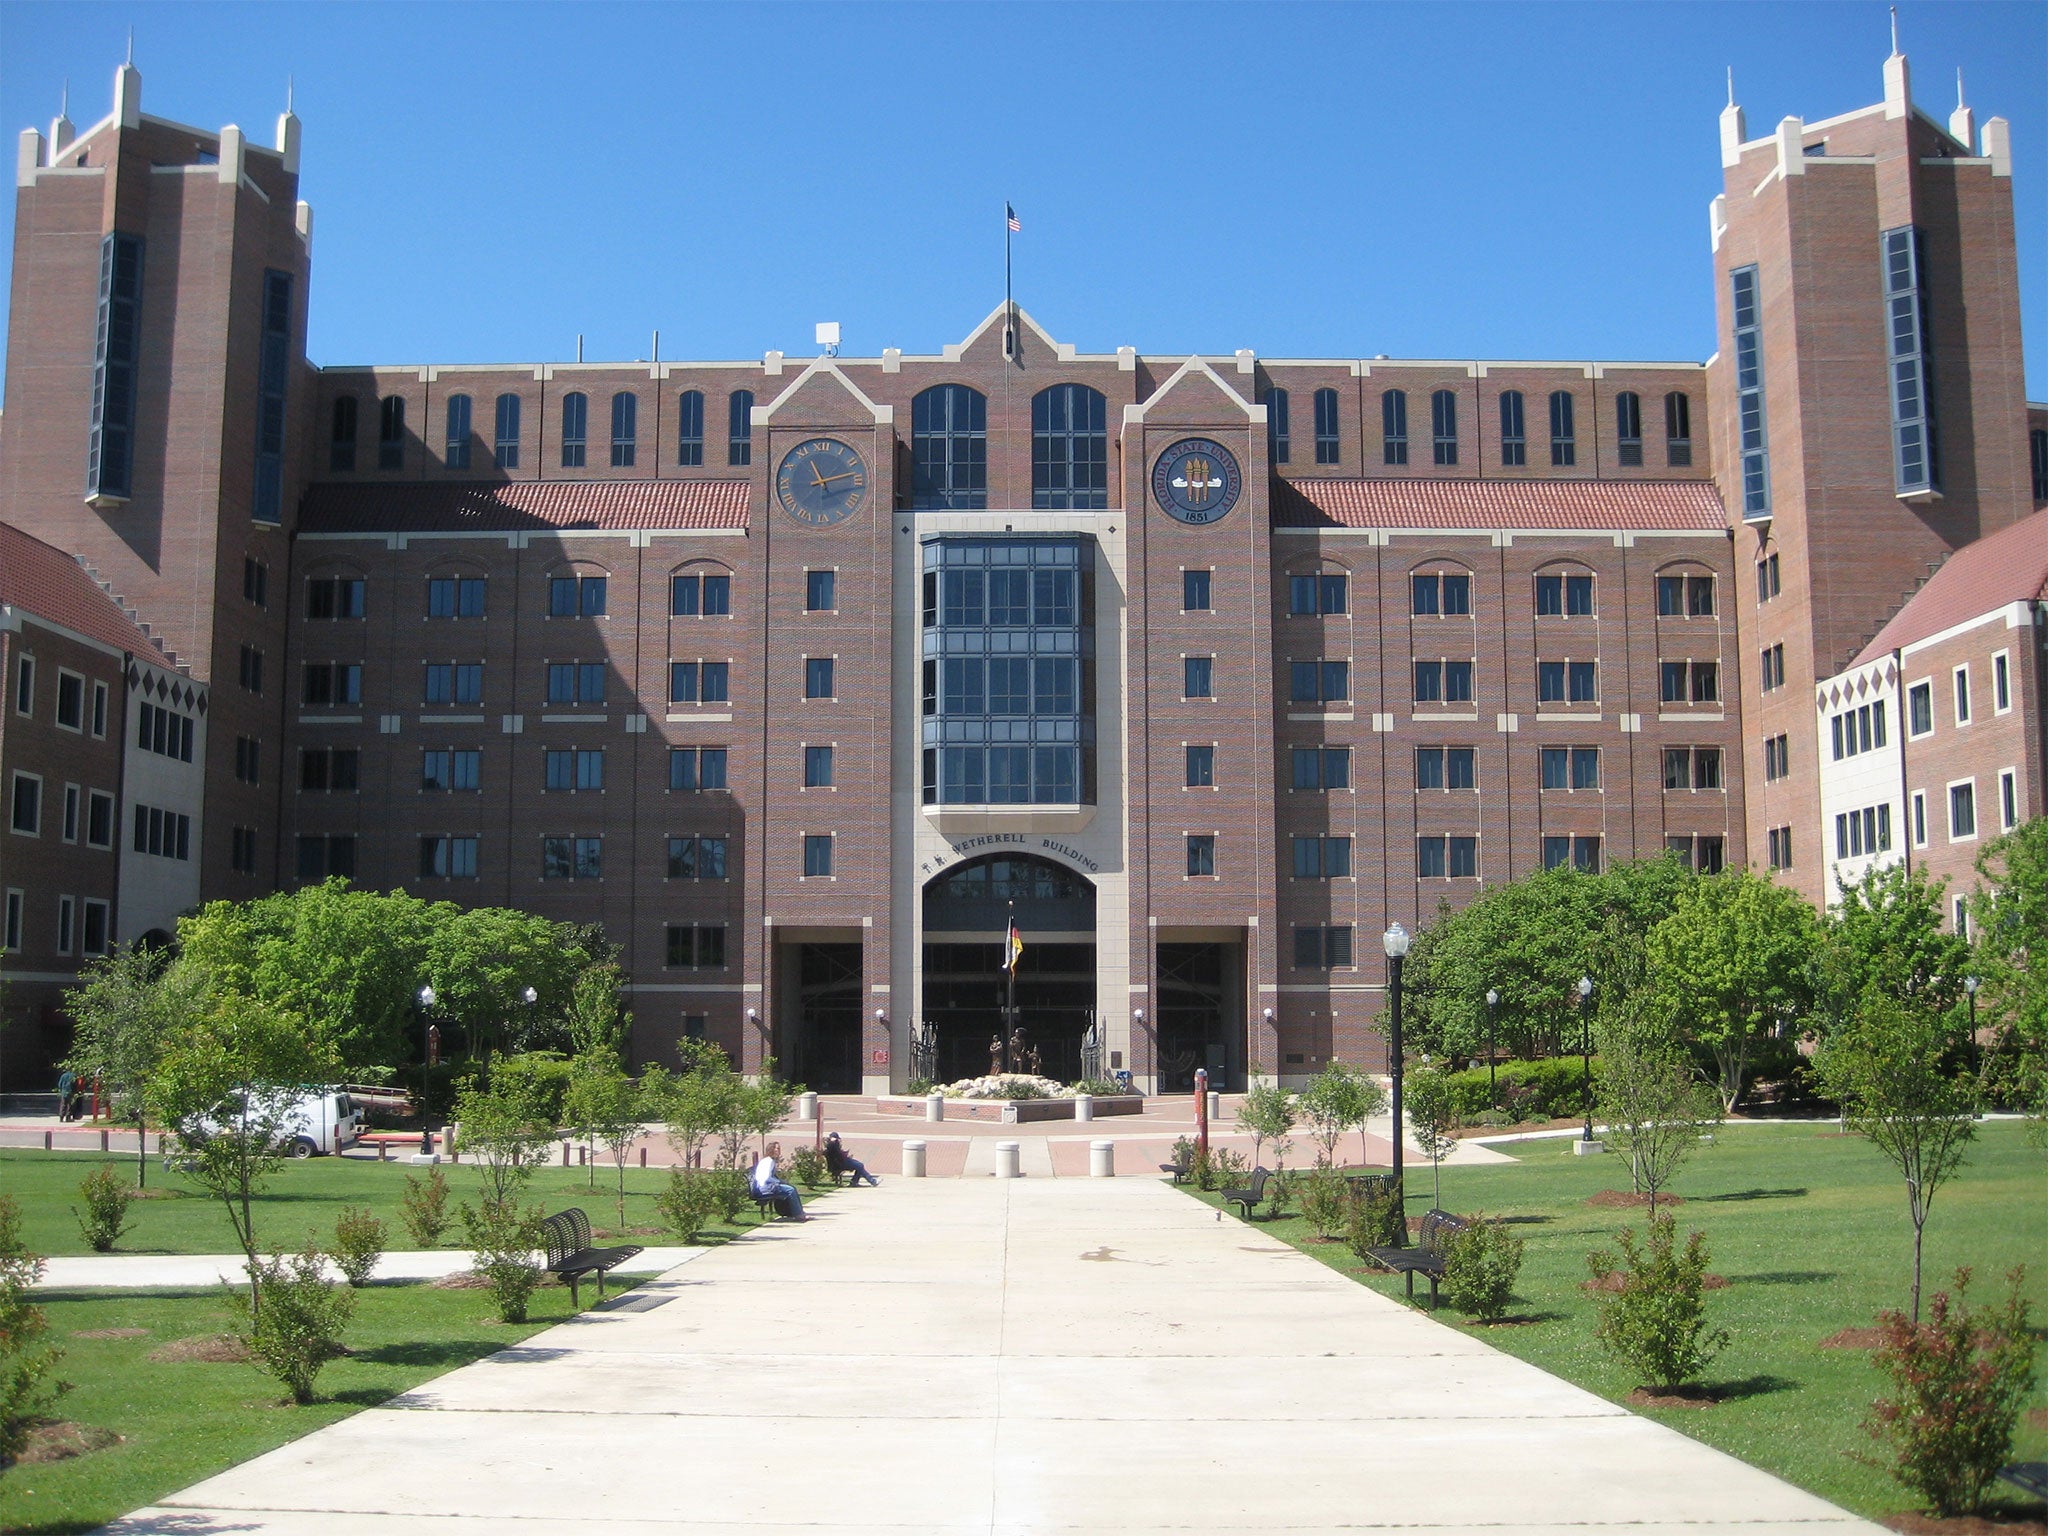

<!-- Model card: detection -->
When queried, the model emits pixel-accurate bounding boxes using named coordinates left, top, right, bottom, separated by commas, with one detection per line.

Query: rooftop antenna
left=1888, top=6, right=1899, bottom=55
left=287, top=75, right=294, bottom=113
left=576, top=333, right=584, bottom=363
left=815, top=321, right=840, bottom=358
left=1725, top=66, right=1735, bottom=107
left=60, top=79, right=69, bottom=117
left=1955, top=67, right=1965, bottom=109
left=126, top=27, right=134, bottom=65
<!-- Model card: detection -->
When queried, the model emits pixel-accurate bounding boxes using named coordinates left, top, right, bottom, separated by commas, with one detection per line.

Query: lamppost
left=1963, top=975, right=1980, bottom=1098
left=415, top=984, right=438, bottom=1145
left=1484, top=988, right=1500, bottom=1109
left=1577, top=975, right=1595, bottom=1143
left=1383, top=923, right=1411, bottom=1188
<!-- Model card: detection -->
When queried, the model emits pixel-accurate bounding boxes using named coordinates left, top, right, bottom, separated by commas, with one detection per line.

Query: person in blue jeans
left=824, top=1131, right=880, bottom=1187
left=749, top=1142, right=806, bottom=1221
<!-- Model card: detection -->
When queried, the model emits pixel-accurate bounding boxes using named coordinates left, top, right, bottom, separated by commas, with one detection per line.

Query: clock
left=1152, top=438, right=1242, bottom=525
left=776, top=438, right=869, bottom=527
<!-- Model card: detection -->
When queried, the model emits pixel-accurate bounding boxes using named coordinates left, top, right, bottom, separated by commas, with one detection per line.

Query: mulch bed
left=147, top=1334, right=250, bottom=1363
left=71, top=1326, right=149, bottom=1339
left=1463, top=1316, right=1545, bottom=1328
left=1586, top=1190, right=1686, bottom=1208
left=430, top=1271, right=489, bottom=1290
left=1626, top=1385, right=1719, bottom=1410
left=16, top=1421, right=123, bottom=1464
left=1583, top=1271, right=1728, bottom=1293
left=1818, top=1326, right=1889, bottom=1350
left=1883, top=1515, right=2048, bottom=1535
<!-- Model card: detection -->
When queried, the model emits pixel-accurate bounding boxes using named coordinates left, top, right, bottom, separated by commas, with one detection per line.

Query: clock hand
left=810, top=463, right=828, bottom=489
left=815, top=469, right=861, bottom=487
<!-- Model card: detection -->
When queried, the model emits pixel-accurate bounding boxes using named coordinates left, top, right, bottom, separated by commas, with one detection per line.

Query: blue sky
left=2, top=2, right=2043, bottom=394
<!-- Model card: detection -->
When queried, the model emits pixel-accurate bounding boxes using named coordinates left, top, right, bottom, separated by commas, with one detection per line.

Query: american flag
left=1006, top=204, right=1021, bottom=232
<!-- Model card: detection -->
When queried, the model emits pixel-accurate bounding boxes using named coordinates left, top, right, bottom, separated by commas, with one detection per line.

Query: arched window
left=1664, top=391, right=1693, bottom=466
left=610, top=391, right=637, bottom=467
left=1615, top=392, right=1643, bottom=466
left=1266, top=386, right=1290, bottom=465
left=494, top=393, right=521, bottom=468
left=728, top=390, right=754, bottom=466
left=329, top=396, right=358, bottom=472
left=1498, top=391, right=1526, bottom=466
left=1381, top=389, right=1408, bottom=466
left=1313, top=387, right=1340, bottom=464
left=1548, top=390, right=1576, bottom=466
left=560, top=392, right=587, bottom=468
left=377, top=395, right=406, bottom=470
left=1430, top=389, right=1458, bottom=466
left=911, top=385, right=987, bottom=508
left=1534, top=561, right=1595, bottom=617
left=444, top=393, right=472, bottom=470
left=1032, top=384, right=1107, bottom=509
left=676, top=390, right=704, bottom=466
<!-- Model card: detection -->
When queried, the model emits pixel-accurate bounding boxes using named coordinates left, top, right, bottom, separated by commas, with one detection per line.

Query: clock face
left=1152, top=438, right=1242, bottom=525
left=776, top=438, right=869, bottom=527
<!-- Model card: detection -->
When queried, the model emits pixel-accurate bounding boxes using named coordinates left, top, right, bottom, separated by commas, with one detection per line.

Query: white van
left=186, top=1087, right=362, bottom=1159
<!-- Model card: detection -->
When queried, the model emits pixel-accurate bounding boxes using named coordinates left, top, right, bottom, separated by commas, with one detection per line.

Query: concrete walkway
left=105, top=1176, right=1880, bottom=1535
left=36, top=1247, right=707, bottom=1290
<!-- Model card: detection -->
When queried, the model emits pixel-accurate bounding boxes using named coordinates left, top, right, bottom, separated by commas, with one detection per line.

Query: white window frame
left=1906, top=679, right=1934, bottom=738
left=1911, top=790, right=1927, bottom=848
left=10, top=771, right=43, bottom=836
left=800, top=830, right=838, bottom=880
left=3, top=888, right=22, bottom=951
left=1953, top=664, right=1971, bottom=725
left=1992, top=649, right=2011, bottom=714
left=1999, top=768, right=2018, bottom=831
left=90, top=679, right=108, bottom=738
left=61, top=783, right=80, bottom=843
left=81, top=897, right=111, bottom=956
left=12, top=653, right=33, bottom=716
left=53, top=667, right=87, bottom=733
left=85, top=789, right=114, bottom=850
left=1946, top=776, right=1977, bottom=842
left=56, top=894, right=75, bottom=956
left=1952, top=896, right=1969, bottom=938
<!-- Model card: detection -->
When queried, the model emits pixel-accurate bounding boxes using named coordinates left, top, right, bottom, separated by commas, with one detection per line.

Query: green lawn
left=1187, top=1120, right=2048, bottom=1525
left=1, top=1147, right=792, bottom=1255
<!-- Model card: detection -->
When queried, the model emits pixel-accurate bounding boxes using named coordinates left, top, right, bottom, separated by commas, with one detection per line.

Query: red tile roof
left=298, top=479, right=753, bottom=533
left=1277, top=477, right=1728, bottom=531
left=1852, top=507, right=2048, bottom=666
left=0, top=521, right=164, bottom=658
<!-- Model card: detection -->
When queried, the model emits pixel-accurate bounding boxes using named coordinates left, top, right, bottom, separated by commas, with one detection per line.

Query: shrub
left=1437, top=1057, right=1601, bottom=1123
left=1071, top=1077, right=1122, bottom=1097
left=904, top=1078, right=936, bottom=1096
left=1865, top=1266, right=2036, bottom=1518
left=0, top=1196, right=67, bottom=1474
left=1168, top=1134, right=1198, bottom=1173
left=1442, top=1217, right=1525, bottom=1322
left=1208, top=1148, right=1250, bottom=1188
left=1344, top=1178, right=1407, bottom=1259
left=74, top=1165, right=134, bottom=1253
left=708, top=1167, right=751, bottom=1224
left=399, top=1166, right=452, bottom=1248
left=1264, top=1167, right=1297, bottom=1219
left=1297, top=1165, right=1348, bottom=1239
left=653, top=1168, right=720, bottom=1243
left=232, top=1246, right=355, bottom=1404
left=1587, top=1212, right=1730, bottom=1391
left=328, top=1205, right=387, bottom=1287
left=786, top=1145, right=829, bottom=1190
left=461, top=1199, right=543, bottom=1323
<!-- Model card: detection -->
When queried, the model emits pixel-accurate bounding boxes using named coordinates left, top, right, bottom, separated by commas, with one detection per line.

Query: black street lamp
left=1577, top=975, right=1595, bottom=1143
left=415, top=984, right=437, bottom=1145
left=1383, top=923, right=1412, bottom=1187
left=1964, top=975, right=1981, bottom=1098
left=1484, top=988, right=1500, bottom=1108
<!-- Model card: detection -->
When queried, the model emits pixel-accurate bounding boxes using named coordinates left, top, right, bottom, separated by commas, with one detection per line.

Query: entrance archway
left=921, top=854, right=1096, bottom=1084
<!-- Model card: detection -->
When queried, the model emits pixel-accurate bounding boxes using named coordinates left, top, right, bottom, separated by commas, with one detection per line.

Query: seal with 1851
left=1152, top=438, right=1242, bottom=525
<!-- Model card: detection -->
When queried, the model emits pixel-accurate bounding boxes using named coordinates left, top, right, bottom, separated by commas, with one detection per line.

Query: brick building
left=1, top=49, right=2041, bottom=1092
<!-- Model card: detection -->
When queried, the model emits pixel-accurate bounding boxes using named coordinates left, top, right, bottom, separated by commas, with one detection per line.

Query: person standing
left=55, top=1069, right=77, bottom=1122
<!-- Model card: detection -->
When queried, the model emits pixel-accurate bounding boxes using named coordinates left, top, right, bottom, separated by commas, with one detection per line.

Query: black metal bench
left=1998, top=1461, right=2047, bottom=1505
left=1362, top=1208, right=1468, bottom=1309
left=1223, top=1166, right=1271, bottom=1219
left=1159, top=1153, right=1193, bottom=1184
left=539, top=1207, right=644, bottom=1306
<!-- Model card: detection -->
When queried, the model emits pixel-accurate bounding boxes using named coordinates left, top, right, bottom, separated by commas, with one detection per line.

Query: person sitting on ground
left=824, top=1131, right=880, bottom=1187
left=749, top=1141, right=806, bottom=1221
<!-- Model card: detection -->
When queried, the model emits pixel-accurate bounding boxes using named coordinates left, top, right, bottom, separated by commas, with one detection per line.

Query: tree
left=145, top=993, right=338, bottom=1314
left=1815, top=862, right=1969, bottom=1034
left=565, top=964, right=627, bottom=1061
left=565, top=1052, right=651, bottom=1231
left=62, top=943, right=202, bottom=1188
left=1595, top=999, right=1721, bottom=1215
left=659, top=1038, right=741, bottom=1168
left=1648, top=871, right=1820, bottom=1112
left=1296, top=1062, right=1385, bottom=1168
left=1816, top=989, right=1976, bottom=1322
left=1403, top=1067, right=1459, bottom=1210
left=0, top=1196, right=68, bottom=1476
left=721, top=1062, right=792, bottom=1169
left=1968, top=818, right=2048, bottom=1103
left=1234, top=1077, right=1296, bottom=1169
left=451, top=1068, right=559, bottom=1212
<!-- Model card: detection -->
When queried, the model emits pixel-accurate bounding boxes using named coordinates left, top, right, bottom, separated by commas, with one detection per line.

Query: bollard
left=43, top=1131, right=52, bottom=1152
left=1074, top=1093, right=1095, bottom=1122
left=378, top=1140, right=389, bottom=1163
left=561, top=1142, right=571, bottom=1167
left=902, top=1139, right=927, bottom=1178
left=925, top=1091, right=945, bottom=1122
left=445, top=1123, right=459, bottom=1162
left=995, top=1140, right=1021, bottom=1179
left=797, top=1090, right=818, bottom=1122
left=1208, top=1090, right=1222, bottom=1120
left=1090, top=1140, right=1115, bottom=1177
left=639, top=1147, right=647, bottom=1167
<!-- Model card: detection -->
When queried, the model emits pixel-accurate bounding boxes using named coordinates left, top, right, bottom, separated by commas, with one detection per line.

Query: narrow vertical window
left=911, top=385, right=988, bottom=508
left=1883, top=227, right=1936, bottom=495
left=1312, top=387, right=1340, bottom=464
left=329, top=396, right=358, bottom=471
left=494, top=393, right=521, bottom=468
left=1731, top=266, right=1770, bottom=518
left=1266, top=387, right=1290, bottom=465
left=444, top=392, right=472, bottom=470
left=1547, top=390, right=1575, bottom=466
left=676, top=390, right=704, bottom=466
left=1615, top=391, right=1643, bottom=466
left=2030, top=427, right=2048, bottom=501
left=728, top=390, right=754, bottom=466
left=560, top=392, right=587, bottom=468
left=1498, top=391, right=1526, bottom=466
left=1381, top=389, right=1408, bottom=466
left=610, top=391, right=637, bottom=467
left=1431, top=389, right=1458, bottom=466
left=252, top=270, right=292, bottom=520
left=87, top=233, right=145, bottom=502
left=1664, top=391, right=1692, bottom=466
left=1032, top=384, right=1108, bottom=508
left=377, top=395, right=406, bottom=470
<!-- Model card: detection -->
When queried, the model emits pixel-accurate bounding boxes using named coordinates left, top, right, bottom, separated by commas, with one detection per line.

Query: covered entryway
left=1155, top=940, right=1246, bottom=1091
left=776, top=942, right=863, bottom=1093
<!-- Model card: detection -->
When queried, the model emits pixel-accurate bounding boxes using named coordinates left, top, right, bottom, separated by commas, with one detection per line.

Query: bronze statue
left=990, top=1034, right=1006, bottom=1076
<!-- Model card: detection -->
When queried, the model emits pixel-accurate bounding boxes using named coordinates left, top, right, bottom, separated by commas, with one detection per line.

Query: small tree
left=1404, top=1067, right=1459, bottom=1211
left=1816, top=989, right=1976, bottom=1322
left=1442, top=1217, right=1525, bottom=1322
left=564, top=963, right=627, bottom=1060
left=232, top=1246, right=355, bottom=1403
left=1297, top=1062, right=1385, bottom=1168
left=565, top=1052, right=651, bottom=1232
left=1235, top=1076, right=1296, bottom=1169
left=399, top=1166, right=451, bottom=1248
left=74, top=1165, right=134, bottom=1252
left=1596, top=1007, right=1721, bottom=1216
left=1587, top=1212, right=1730, bottom=1392
left=63, top=943, right=202, bottom=1188
left=452, top=1069, right=559, bottom=1213
left=0, top=1196, right=68, bottom=1475
left=146, top=993, right=336, bottom=1315
left=720, top=1061, right=792, bottom=1169
left=661, top=1038, right=740, bottom=1168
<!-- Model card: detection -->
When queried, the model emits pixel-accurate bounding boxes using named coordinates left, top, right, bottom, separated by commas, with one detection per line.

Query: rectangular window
left=1571, top=746, right=1600, bottom=789
left=57, top=895, right=75, bottom=956
left=495, top=392, right=521, bottom=468
left=240, top=645, right=264, bottom=694
left=610, top=392, right=638, bottom=467
left=1291, top=835, right=1352, bottom=878
left=1416, top=747, right=1445, bottom=789
left=330, top=396, right=358, bottom=471
left=1949, top=780, right=1976, bottom=839
left=2034, top=427, right=2048, bottom=501
left=1289, top=746, right=1351, bottom=790
left=80, top=789, right=113, bottom=848
left=130, top=803, right=192, bottom=860
left=234, top=736, right=260, bottom=784
left=728, top=391, right=754, bottom=466
left=1686, top=576, right=1715, bottom=616
left=81, top=898, right=110, bottom=956
left=1548, top=390, right=1576, bottom=467
left=1908, top=681, right=1933, bottom=735
left=1382, top=389, right=1408, bottom=465
left=61, top=784, right=80, bottom=842
left=1182, top=569, right=1211, bottom=612
left=1184, top=745, right=1215, bottom=788
left=445, top=393, right=475, bottom=470
left=1992, top=652, right=2010, bottom=713
left=1665, top=392, right=1693, bottom=466
left=1538, top=662, right=1564, bottom=702
left=1756, top=553, right=1780, bottom=603
left=1182, top=656, right=1213, bottom=699
left=1760, top=644, right=1785, bottom=691
left=1288, top=573, right=1347, bottom=616
left=10, top=773, right=42, bottom=836
left=1498, top=391, right=1526, bottom=466
left=1567, top=662, right=1596, bottom=702
left=136, top=703, right=196, bottom=762
left=1411, top=572, right=1470, bottom=616
left=667, top=834, right=729, bottom=879
left=419, top=835, right=479, bottom=879
left=1184, top=834, right=1215, bottom=877
left=1415, top=661, right=1443, bottom=702
left=1313, top=387, right=1340, bottom=464
left=668, top=747, right=728, bottom=791
left=12, top=654, right=31, bottom=716
left=1540, top=575, right=1566, bottom=616
left=1764, top=825, right=1792, bottom=870
left=1418, top=835, right=1479, bottom=879
left=305, top=577, right=368, bottom=620
left=2, top=889, right=19, bottom=951
left=87, top=233, right=144, bottom=502
left=666, top=924, right=728, bottom=969
left=1616, top=392, right=1643, bottom=466
left=378, top=396, right=406, bottom=471
left=1882, top=227, right=1936, bottom=495
left=1763, top=734, right=1788, bottom=781
left=541, top=835, right=604, bottom=880
left=804, top=745, right=834, bottom=788
left=1293, top=925, right=1354, bottom=970
left=806, top=570, right=837, bottom=612
left=805, top=657, right=836, bottom=699
left=52, top=671, right=84, bottom=731
left=2000, top=769, right=2018, bottom=831
left=1732, top=265, right=1771, bottom=519
left=1954, top=666, right=1971, bottom=724
left=91, top=681, right=107, bottom=737
left=803, top=834, right=835, bottom=877
left=1431, top=389, right=1458, bottom=466
left=1911, top=791, right=1927, bottom=847
left=1417, top=836, right=1447, bottom=878
left=230, top=826, right=257, bottom=874
left=1289, top=660, right=1350, bottom=706
left=1266, top=386, right=1290, bottom=464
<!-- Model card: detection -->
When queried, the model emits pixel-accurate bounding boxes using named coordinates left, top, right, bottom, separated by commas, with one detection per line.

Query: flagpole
left=1005, top=901, right=1018, bottom=1072
left=1004, top=202, right=1014, bottom=360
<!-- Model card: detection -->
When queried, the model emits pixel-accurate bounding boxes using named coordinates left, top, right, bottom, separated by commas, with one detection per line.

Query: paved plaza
left=101, top=1172, right=1880, bottom=1536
